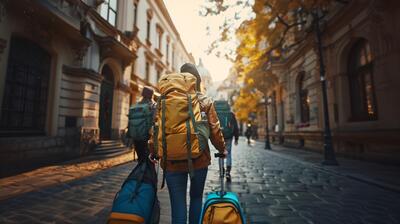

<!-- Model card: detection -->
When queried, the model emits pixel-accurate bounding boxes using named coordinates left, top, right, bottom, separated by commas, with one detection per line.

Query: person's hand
left=148, top=153, right=159, bottom=164
left=234, top=140, right=238, bottom=146
left=223, top=149, right=228, bottom=158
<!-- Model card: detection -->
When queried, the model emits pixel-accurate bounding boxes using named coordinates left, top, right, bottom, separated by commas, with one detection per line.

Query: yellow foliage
left=202, top=0, right=336, bottom=120
left=233, top=0, right=335, bottom=99
left=233, top=89, right=262, bottom=122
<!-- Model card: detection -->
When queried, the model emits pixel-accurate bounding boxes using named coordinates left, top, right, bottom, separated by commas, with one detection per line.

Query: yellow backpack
left=202, top=202, right=243, bottom=224
left=155, top=73, right=210, bottom=178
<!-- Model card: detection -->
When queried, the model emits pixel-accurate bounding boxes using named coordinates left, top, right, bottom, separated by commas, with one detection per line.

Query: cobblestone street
left=1, top=140, right=400, bottom=224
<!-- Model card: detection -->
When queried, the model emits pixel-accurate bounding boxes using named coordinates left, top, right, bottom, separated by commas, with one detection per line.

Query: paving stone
left=282, top=217, right=311, bottom=224
left=249, top=215, right=281, bottom=224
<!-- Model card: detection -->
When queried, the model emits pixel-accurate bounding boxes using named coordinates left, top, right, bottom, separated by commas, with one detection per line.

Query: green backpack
left=128, top=103, right=153, bottom=141
left=214, top=100, right=234, bottom=139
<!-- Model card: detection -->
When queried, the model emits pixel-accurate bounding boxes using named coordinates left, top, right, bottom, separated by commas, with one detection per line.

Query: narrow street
left=1, top=140, right=400, bottom=224
left=1, top=1, right=400, bottom=224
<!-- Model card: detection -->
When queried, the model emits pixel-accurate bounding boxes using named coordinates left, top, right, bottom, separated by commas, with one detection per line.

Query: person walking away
left=149, top=63, right=226, bottom=224
left=127, top=86, right=156, bottom=162
left=214, top=101, right=239, bottom=182
left=245, top=124, right=252, bottom=145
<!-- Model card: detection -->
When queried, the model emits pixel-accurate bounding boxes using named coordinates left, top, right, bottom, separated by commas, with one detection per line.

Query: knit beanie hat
left=180, top=63, right=201, bottom=90
left=142, top=86, right=154, bottom=99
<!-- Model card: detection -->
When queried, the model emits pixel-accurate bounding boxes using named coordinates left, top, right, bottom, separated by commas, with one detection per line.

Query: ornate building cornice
left=116, top=81, right=134, bottom=94
left=95, top=35, right=135, bottom=66
left=62, top=65, right=103, bottom=82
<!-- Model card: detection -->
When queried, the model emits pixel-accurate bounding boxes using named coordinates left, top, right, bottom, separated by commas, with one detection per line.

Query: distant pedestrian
left=127, top=86, right=156, bottom=161
left=214, top=100, right=239, bottom=182
left=245, top=124, right=252, bottom=145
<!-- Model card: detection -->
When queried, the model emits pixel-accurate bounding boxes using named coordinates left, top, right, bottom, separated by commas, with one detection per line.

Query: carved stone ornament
left=73, top=44, right=89, bottom=66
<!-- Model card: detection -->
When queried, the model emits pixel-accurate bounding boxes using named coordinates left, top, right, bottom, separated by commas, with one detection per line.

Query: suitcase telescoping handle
left=214, top=153, right=226, bottom=197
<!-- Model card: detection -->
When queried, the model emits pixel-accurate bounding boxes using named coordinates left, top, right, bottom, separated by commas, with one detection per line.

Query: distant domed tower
left=197, top=58, right=214, bottom=96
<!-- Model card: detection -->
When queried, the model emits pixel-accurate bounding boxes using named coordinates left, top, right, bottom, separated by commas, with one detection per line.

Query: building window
left=298, top=72, right=310, bottom=123
left=146, top=10, right=153, bottom=45
left=348, top=39, right=377, bottom=121
left=272, top=91, right=278, bottom=126
left=166, top=38, right=170, bottom=65
left=146, top=19, right=151, bottom=41
left=156, top=25, right=163, bottom=50
left=100, top=0, right=117, bottom=26
left=172, top=47, right=175, bottom=68
left=131, top=59, right=136, bottom=80
left=133, top=1, right=138, bottom=28
left=1, top=37, right=51, bottom=135
left=145, top=61, right=150, bottom=81
left=156, top=69, right=161, bottom=81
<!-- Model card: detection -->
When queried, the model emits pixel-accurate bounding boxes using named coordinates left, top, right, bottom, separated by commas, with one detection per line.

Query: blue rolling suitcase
left=200, top=153, right=246, bottom=224
left=108, top=159, right=160, bottom=224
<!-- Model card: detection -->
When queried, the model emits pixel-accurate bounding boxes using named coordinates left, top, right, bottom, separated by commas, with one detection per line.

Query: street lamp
left=312, top=9, right=338, bottom=165
left=264, top=95, right=272, bottom=150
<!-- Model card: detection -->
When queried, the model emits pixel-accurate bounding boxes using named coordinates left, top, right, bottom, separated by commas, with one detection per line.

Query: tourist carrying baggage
left=127, top=86, right=156, bottom=162
left=149, top=63, right=226, bottom=224
left=108, top=158, right=160, bottom=224
left=200, top=153, right=246, bottom=224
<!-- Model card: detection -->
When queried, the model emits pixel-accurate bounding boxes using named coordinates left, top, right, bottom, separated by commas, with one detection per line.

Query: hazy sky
left=163, top=0, right=252, bottom=82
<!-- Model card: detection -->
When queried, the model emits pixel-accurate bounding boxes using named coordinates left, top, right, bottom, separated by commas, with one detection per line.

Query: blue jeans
left=165, top=168, right=208, bottom=224
left=225, top=138, right=233, bottom=167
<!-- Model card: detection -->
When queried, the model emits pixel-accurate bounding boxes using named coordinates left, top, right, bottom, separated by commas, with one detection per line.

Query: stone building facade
left=257, top=0, right=400, bottom=164
left=0, top=0, right=193, bottom=176
left=128, top=0, right=194, bottom=103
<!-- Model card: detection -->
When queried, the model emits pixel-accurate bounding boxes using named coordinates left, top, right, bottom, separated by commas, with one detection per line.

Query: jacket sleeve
left=206, top=102, right=226, bottom=152
left=231, top=112, right=239, bottom=141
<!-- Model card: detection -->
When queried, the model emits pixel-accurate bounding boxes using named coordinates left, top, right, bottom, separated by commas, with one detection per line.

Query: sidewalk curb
left=0, top=151, right=135, bottom=201
left=253, top=141, right=400, bottom=194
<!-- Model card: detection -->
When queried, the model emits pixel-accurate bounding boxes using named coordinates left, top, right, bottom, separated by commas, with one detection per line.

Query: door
left=99, top=65, right=114, bottom=140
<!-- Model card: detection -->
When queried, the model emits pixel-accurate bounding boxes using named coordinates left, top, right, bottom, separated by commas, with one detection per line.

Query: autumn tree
left=233, top=89, right=261, bottom=122
left=203, top=0, right=349, bottom=163
left=201, top=0, right=347, bottom=120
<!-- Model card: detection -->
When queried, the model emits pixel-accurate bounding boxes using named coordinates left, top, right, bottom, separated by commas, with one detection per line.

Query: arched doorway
left=0, top=36, right=51, bottom=136
left=99, top=64, right=114, bottom=140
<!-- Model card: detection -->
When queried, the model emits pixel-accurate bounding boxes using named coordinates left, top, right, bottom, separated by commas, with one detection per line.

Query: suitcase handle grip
left=214, top=153, right=226, bottom=197
left=214, top=153, right=225, bottom=158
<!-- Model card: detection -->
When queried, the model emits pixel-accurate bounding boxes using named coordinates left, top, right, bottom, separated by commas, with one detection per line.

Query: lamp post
left=265, top=95, right=272, bottom=150
left=313, top=9, right=338, bottom=165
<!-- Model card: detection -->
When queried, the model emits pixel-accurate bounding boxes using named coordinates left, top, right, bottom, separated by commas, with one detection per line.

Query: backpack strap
left=186, top=94, right=196, bottom=179
left=161, top=96, right=168, bottom=189
left=188, top=94, right=199, bottom=134
left=185, top=118, right=194, bottom=180
left=154, top=98, right=162, bottom=159
left=130, top=160, right=147, bottom=201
